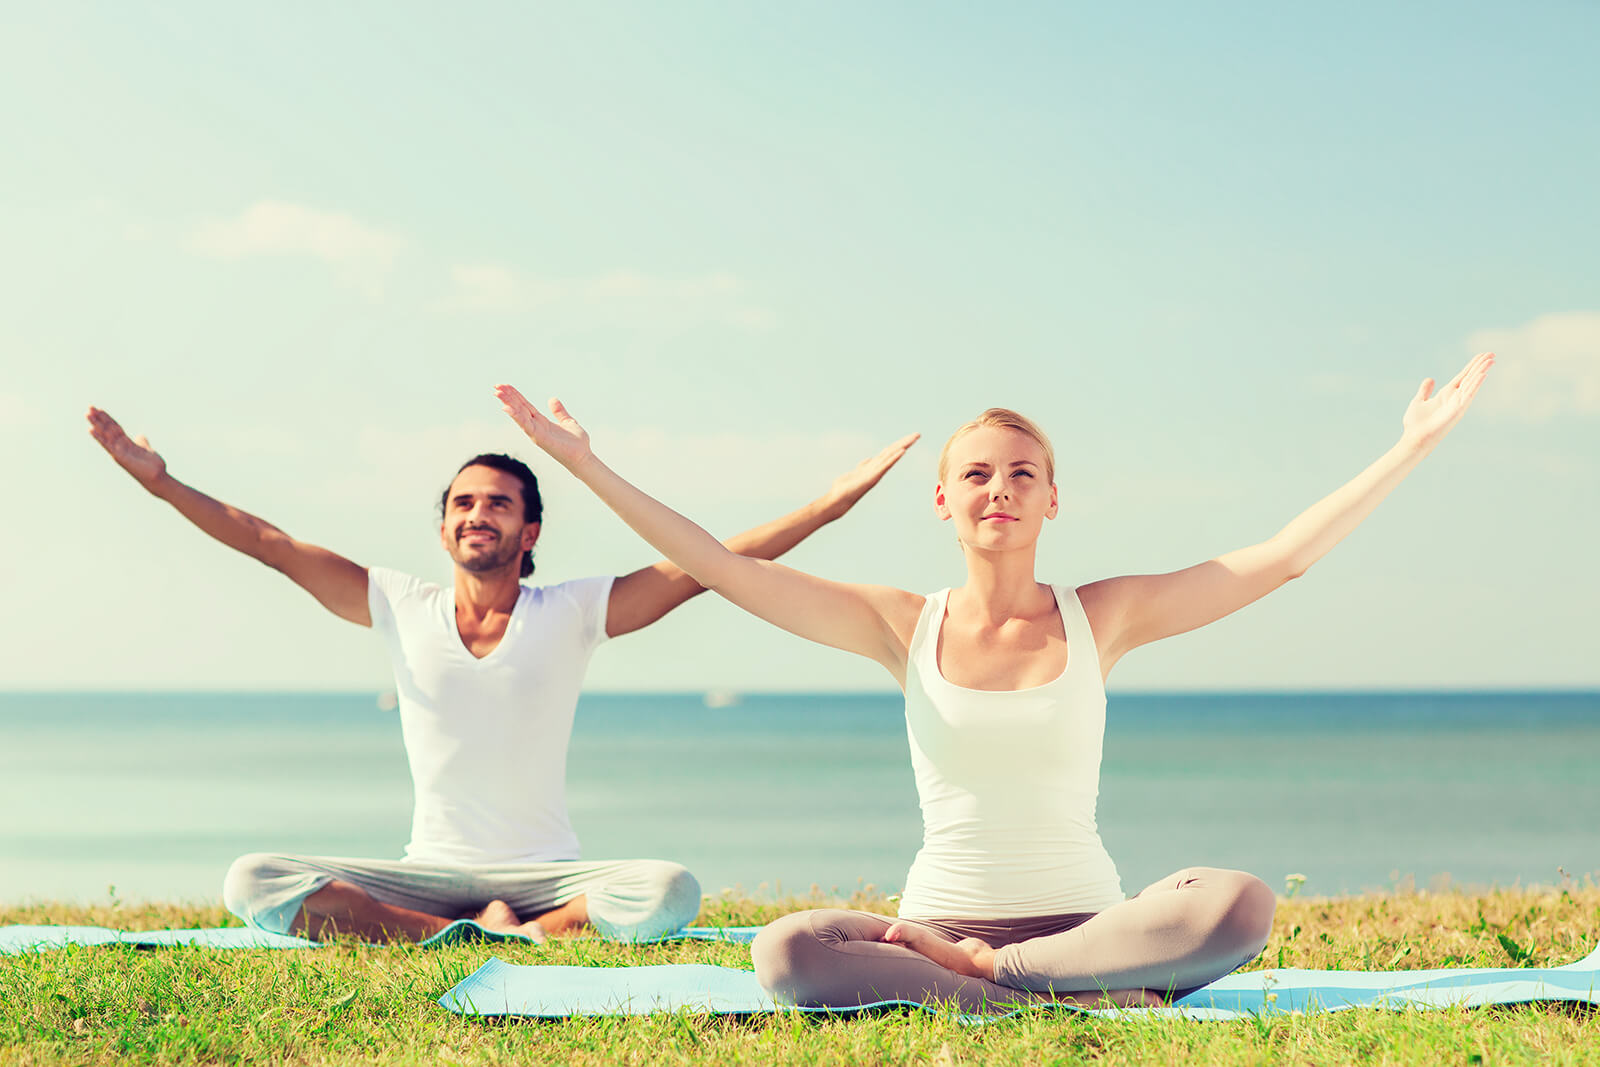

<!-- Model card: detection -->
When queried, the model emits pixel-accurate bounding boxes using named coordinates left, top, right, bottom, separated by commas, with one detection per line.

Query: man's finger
left=874, top=432, right=920, bottom=465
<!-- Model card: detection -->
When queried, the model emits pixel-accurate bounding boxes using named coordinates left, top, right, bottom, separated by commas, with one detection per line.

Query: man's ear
left=522, top=521, right=542, bottom=550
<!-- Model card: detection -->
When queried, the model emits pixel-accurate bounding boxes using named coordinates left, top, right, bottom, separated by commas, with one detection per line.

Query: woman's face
left=935, top=425, right=1058, bottom=550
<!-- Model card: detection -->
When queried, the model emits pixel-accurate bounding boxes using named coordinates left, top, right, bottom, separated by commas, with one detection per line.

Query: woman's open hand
left=1402, top=351, right=1494, bottom=449
left=495, top=385, right=594, bottom=471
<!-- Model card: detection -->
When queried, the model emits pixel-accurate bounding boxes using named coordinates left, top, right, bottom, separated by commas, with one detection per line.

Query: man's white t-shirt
left=366, top=567, right=614, bottom=865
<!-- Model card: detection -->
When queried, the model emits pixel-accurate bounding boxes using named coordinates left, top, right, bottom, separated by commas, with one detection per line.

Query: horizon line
left=3, top=686, right=1598, bottom=697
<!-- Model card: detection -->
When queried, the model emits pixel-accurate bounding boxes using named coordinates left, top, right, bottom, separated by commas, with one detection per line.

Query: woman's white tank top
left=896, top=584, right=1126, bottom=919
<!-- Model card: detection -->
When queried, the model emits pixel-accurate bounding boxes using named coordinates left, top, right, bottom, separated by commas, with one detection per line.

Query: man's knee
left=223, top=853, right=283, bottom=928
left=645, top=861, right=702, bottom=930
left=589, top=860, right=702, bottom=939
left=221, top=852, right=327, bottom=934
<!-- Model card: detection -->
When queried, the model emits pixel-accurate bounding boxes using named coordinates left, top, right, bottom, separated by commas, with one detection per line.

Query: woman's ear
left=934, top=484, right=951, bottom=520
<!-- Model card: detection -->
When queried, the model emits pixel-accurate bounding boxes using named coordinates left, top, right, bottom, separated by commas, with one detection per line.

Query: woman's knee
left=752, top=911, right=818, bottom=994
left=1209, top=870, right=1276, bottom=953
left=752, top=909, right=868, bottom=1003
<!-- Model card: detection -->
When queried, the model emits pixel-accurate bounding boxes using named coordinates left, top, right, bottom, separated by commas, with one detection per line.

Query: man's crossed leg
left=224, top=853, right=700, bottom=943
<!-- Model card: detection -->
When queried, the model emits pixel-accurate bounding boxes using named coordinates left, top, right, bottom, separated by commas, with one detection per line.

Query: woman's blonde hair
left=937, top=408, right=1056, bottom=484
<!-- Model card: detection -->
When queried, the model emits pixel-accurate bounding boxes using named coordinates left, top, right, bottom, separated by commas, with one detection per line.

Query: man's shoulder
left=520, top=573, right=615, bottom=606
left=369, top=566, right=447, bottom=604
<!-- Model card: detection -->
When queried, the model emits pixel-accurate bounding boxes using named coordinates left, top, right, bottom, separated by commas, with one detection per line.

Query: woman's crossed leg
left=754, top=867, right=1274, bottom=1014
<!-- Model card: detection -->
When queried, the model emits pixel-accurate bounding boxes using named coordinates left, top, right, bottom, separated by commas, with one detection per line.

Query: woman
left=494, top=351, right=1494, bottom=1012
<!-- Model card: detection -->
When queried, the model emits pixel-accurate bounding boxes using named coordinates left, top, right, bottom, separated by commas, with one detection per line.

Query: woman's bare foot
left=1050, top=987, right=1165, bottom=1009
left=883, top=923, right=998, bottom=980
left=469, top=900, right=548, bottom=943
left=882, top=923, right=1162, bottom=1008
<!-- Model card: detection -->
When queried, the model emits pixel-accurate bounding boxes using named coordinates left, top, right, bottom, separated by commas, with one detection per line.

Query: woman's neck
left=952, top=545, right=1048, bottom=622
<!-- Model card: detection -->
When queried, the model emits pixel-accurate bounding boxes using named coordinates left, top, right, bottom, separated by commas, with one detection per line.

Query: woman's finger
left=1452, top=351, right=1492, bottom=390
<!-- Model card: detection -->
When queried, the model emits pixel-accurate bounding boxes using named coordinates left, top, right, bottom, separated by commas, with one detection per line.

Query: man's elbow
left=255, top=529, right=298, bottom=572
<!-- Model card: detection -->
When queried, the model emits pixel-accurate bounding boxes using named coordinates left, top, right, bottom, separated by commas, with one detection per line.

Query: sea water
left=1, top=690, right=1596, bottom=905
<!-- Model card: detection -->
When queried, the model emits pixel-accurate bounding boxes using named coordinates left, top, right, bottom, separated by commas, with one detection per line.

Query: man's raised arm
left=603, top=433, right=919, bottom=638
left=87, top=407, right=371, bottom=625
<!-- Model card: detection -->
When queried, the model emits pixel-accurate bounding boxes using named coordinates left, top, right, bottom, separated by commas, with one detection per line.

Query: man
left=87, top=406, right=916, bottom=943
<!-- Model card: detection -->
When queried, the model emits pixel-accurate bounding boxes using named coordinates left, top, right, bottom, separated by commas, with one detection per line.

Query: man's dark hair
left=439, top=454, right=544, bottom=578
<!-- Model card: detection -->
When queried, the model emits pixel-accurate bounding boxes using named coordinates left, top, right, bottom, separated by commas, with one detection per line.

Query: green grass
left=3, top=884, right=1597, bottom=1065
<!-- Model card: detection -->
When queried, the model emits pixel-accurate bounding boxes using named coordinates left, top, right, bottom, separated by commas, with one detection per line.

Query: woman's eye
left=1015, top=470, right=1034, bottom=478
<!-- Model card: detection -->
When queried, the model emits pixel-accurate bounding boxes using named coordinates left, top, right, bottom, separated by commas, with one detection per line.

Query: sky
left=3, top=1, right=1597, bottom=692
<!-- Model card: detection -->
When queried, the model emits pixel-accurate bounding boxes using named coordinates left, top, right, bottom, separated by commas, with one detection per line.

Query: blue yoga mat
left=0, top=922, right=759, bottom=954
left=0, top=926, right=316, bottom=953
left=439, top=941, right=1600, bottom=1021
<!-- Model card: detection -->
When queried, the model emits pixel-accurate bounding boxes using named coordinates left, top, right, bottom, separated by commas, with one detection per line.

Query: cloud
left=440, top=263, right=775, bottom=331
left=601, top=426, right=880, bottom=500
left=350, top=418, right=877, bottom=494
left=1469, top=311, right=1600, bottom=420
left=188, top=202, right=406, bottom=280
left=353, top=418, right=528, bottom=476
left=329, top=418, right=883, bottom=524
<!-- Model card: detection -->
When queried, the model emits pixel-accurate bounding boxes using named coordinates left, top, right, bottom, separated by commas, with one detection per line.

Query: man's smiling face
left=439, top=465, right=540, bottom=575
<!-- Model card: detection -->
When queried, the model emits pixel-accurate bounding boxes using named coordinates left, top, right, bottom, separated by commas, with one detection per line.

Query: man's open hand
left=87, top=407, right=168, bottom=491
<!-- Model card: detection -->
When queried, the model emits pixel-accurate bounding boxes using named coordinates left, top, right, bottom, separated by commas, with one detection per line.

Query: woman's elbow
left=1260, top=538, right=1311, bottom=584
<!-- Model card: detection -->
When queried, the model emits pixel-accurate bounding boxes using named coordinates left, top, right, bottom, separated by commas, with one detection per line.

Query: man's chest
left=453, top=614, right=511, bottom=660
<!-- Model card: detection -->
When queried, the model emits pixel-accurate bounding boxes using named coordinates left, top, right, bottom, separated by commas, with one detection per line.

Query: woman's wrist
left=1394, top=431, right=1435, bottom=459
left=564, top=450, right=607, bottom=482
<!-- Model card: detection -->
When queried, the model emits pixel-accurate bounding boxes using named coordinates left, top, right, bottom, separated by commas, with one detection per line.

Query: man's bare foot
left=470, top=900, right=548, bottom=943
left=531, top=894, right=590, bottom=936
left=883, top=922, right=997, bottom=981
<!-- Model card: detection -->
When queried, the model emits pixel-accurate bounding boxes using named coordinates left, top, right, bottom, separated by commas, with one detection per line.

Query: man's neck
left=453, top=567, right=523, bottom=619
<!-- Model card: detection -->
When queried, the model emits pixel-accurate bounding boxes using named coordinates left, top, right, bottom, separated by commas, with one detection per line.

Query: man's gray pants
left=223, top=852, right=701, bottom=941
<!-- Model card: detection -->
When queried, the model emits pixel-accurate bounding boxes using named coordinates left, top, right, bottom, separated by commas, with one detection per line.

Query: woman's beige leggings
left=752, top=867, right=1275, bottom=1014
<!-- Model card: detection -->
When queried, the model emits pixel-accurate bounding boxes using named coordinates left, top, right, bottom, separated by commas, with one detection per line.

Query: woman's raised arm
left=495, top=385, right=926, bottom=683
left=1082, top=352, right=1496, bottom=675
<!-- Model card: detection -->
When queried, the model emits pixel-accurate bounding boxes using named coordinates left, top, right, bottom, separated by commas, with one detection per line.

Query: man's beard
left=455, top=530, right=523, bottom=574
